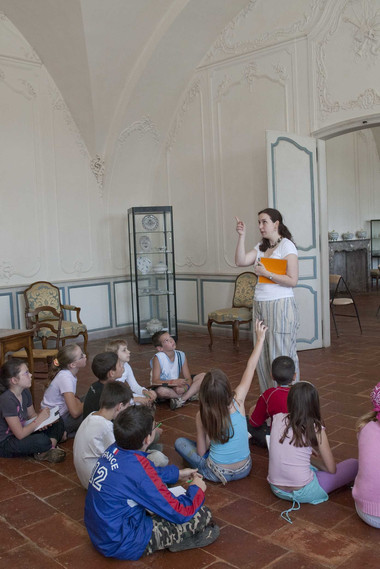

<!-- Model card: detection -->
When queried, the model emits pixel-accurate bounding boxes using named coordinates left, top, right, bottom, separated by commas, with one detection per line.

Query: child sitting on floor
left=42, top=344, right=86, bottom=437
left=82, top=352, right=124, bottom=419
left=175, top=320, right=267, bottom=483
left=74, top=382, right=168, bottom=489
left=247, top=355, right=295, bottom=448
left=105, top=338, right=156, bottom=406
left=150, top=331, right=204, bottom=409
left=268, top=381, right=358, bottom=523
left=0, top=359, right=65, bottom=462
left=84, top=405, right=219, bottom=560
left=352, top=382, right=380, bottom=528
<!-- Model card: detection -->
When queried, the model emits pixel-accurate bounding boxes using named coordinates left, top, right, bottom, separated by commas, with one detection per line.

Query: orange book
left=258, top=258, right=287, bottom=284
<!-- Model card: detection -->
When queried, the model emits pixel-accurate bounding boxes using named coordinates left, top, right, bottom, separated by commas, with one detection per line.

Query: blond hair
left=105, top=338, right=127, bottom=354
left=356, top=410, right=378, bottom=432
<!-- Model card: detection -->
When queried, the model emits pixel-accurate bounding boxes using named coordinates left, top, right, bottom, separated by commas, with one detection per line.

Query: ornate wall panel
left=176, top=278, right=199, bottom=324
left=311, top=0, right=380, bottom=129
left=211, top=47, right=295, bottom=269
left=108, top=116, right=160, bottom=273
left=202, top=0, right=327, bottom=65
left=0, top=59, right=42, bottom=284
left=166, top=79, right=209, bottom=271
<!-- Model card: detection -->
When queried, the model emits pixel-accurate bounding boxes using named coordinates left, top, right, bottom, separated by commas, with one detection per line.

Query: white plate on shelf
left=142, top=214, right=159, bottom=231
left=137, top=256, right=152, bottom=275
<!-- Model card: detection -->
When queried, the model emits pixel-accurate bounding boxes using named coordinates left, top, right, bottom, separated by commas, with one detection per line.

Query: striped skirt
left=253, top=296, right=300, bottom=393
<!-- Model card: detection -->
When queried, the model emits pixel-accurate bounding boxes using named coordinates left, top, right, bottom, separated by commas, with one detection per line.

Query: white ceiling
left=0, top=0, right=249, bottom=156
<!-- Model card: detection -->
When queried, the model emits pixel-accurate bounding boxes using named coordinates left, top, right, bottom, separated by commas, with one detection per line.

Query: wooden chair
left=329, top=274, right=362, bottom=336
left=24, top=281, right=88, bottom=354
left=207, top=272, right=257, bottom=350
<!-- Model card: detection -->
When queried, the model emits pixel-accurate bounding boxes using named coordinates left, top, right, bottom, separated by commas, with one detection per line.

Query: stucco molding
left=202, top=0, right=327, bottom=65
left=166, top=79, right=202, bottom=152
left=316, top=0, right=380, bottom=121
left=118, top=116, right=160, bottom=145
left=0, top=67, right=36, bottom=100
left=48, top=80, right=89, bottom=158
left=90, top=154, right=105, bottom=194
left=215, top=59, right=289, bottom=102
left=0, top=259, right=41, bottom=283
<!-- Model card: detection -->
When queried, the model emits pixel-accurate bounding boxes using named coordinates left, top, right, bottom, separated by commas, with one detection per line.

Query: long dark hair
left=199, top=369, right=234, bottom=444
left=280, top=382, right=323, bottom=448
left=0, top=359, right=25, bottom=393
left=258, top=208, right=294, bottom=252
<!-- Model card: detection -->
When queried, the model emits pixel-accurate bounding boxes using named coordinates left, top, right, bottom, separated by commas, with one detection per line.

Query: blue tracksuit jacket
left=84, top=444, right=205, bottom=560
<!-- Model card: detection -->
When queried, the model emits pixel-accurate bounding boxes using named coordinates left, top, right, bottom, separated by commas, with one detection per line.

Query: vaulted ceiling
left=0, top=0, right=249, bottom=156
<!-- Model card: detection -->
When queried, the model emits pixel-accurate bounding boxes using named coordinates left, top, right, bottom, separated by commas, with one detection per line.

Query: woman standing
left=235, top=208, right=299, bottom=392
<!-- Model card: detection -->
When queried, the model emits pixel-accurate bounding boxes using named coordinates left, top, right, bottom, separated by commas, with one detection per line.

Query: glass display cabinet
left=370, top=219, right=380, bottom=268
left=128, top=206, right=178, bottom=344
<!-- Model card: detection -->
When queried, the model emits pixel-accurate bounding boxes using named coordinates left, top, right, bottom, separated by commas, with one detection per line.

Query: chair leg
left=207, top=319, right=214, bottom=350
left=330, top=305, right=339, bottom=337
left=83, top=331, right=88, bottom=356
left=377, top=305, right=380, bottom=317
left=352, top=302, right=362, bottom=334
left=233, top=321, right=240, bottom=350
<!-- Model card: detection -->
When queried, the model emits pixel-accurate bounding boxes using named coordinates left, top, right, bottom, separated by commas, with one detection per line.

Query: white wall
left=2, top=1, right=380, bottom=335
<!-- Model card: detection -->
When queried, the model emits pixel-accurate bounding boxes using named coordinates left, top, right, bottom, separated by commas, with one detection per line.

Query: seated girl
left=0, top=359, right=65, bottom=462
left=352, top=382, right=380, bottom=528
left=174, top=320, right=266, bottom=484
left=268, top=381, right=358, bottom=523
left=42, top=344, right=86, bottom=437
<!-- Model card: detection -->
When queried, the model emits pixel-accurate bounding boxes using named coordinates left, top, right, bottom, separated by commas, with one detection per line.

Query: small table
left=0, top=329, right=35, bottom=399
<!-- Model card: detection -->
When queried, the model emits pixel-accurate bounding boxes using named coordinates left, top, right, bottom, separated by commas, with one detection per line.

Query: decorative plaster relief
left=202, top=0, right=327, bottom=65
left=48, top=80, right=88, bottom=158
left=344, top=0, right=380, bottom=60
left=0, top=259, right=41, bottom=283
left=316, top=0, right=380, bottom=121
left=215, top=59, right=288, bottom=100
left=0, top=67, right=36, bottom=100
left=90, top=154, right=105, bottom=193
left=118, top=116, right=160, bottom=145
left=166, top=80, right=201, bottom=152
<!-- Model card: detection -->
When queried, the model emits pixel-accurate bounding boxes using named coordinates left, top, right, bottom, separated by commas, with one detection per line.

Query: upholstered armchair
left=207, top=272, right=257, bottom=349
left=24, top=281, right=88, bottom=353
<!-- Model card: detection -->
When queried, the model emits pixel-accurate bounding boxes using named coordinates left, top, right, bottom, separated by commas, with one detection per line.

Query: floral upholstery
left=24, top=280, right=88, bottom=353
left=233, top=272, right=257, bottom=308
left=36, top=320, right=87, bottom=339
left=25, top=282, right=61, bottom=321
left=207, top=272, right=257, bottom=349
left=208, top=307, right=252, bottom=322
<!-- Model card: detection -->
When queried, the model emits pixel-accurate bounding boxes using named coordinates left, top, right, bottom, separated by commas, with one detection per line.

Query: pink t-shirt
left=352, top=420, right=380, bottom=517
left=267, top=413, right=313, bottom=488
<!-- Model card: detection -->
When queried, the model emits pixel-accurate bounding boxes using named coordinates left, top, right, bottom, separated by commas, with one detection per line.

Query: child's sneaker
left=147, top=449, right=169, bottom=467
left=188, top=393, right=199, bottom=402
left=34, top=447, right=66, bottom=463
left=168, top=523, right=220, bottom=552
left=170, top=397, right=184, bottom=410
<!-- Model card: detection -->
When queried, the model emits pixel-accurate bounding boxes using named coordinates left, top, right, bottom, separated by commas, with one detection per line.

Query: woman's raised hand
left=235, top=216, right=246, bottom=236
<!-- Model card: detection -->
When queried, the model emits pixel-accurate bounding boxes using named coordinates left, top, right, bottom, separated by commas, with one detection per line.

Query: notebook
left=258, top=258, right=287, bottom=284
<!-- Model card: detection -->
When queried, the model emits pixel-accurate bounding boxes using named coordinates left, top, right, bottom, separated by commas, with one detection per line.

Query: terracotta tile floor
left=1, top=292, right=380, bottom=568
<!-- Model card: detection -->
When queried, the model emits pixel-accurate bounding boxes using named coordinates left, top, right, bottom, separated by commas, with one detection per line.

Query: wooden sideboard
left=329, top=239, right=370, bottom=292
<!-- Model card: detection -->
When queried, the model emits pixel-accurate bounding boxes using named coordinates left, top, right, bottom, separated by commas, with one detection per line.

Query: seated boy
left=247, top=356, right=295, bottom=448
left=150, top=331, right=205, bottom=409
left=74, top=382, right=132, bottom=488
left=84, top=406, right=219, bottom=560
left=83, top=352, right=124, bottom=419
left=105, top=338, right=157, bottom=406
left=74, top=383, right=168, bottom=489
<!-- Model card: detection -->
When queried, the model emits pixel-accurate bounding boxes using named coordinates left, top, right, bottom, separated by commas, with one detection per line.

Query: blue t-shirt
left=209, top=401, right=250, bottom=465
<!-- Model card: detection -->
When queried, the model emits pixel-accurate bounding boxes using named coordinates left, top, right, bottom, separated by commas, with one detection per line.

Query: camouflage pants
left=144, top=505, right=212, bottom=555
